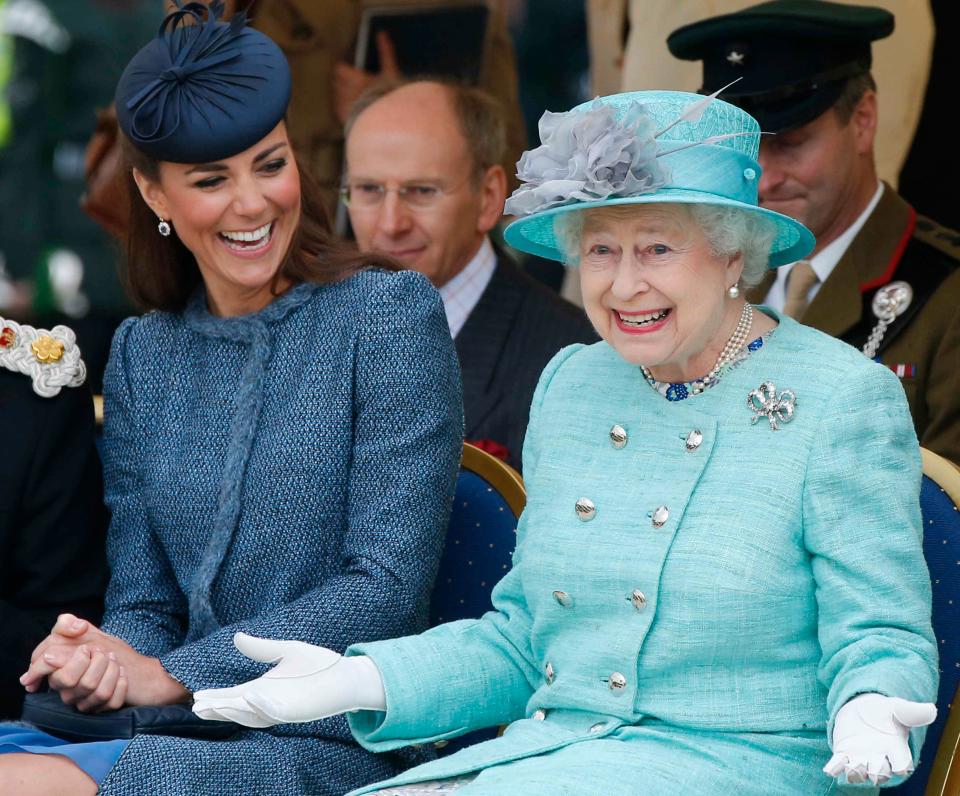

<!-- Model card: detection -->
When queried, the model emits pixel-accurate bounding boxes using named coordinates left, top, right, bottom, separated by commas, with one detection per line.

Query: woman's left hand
left=824, top=693, right=937, bottom=785
left=20, top=614, right=190, bottom=707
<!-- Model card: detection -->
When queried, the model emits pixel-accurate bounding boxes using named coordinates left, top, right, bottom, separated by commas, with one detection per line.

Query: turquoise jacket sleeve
left=347, top=344, right=585, bottom=750
left=805, top=362, right=938, bottom=761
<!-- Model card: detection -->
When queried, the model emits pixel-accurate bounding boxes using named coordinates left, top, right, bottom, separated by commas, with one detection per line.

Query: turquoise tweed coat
left=95, top=271, right=462, bottom=794
left=346, top=312, right=938, bottom=796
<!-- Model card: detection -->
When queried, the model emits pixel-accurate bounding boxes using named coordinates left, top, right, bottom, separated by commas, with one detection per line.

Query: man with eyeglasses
left=343, top=80, right=596, bottom=471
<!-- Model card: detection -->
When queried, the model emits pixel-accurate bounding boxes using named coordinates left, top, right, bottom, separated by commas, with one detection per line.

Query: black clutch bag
left=21, top=692, right=239, bottom=743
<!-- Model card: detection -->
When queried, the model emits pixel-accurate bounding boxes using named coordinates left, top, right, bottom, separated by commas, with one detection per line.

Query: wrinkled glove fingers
left=242, top=694, right=297, bottom=725
left=887, top=743, right=915, bottom=776
left=192, top=697, right=274, bottom=728
left=866, top=755, right=892, bottom=785
left=823, top=752, right=849, bottom=778
left=846, top=760, right=869, bottom=785
left=193, top=685, right=249, bottom=702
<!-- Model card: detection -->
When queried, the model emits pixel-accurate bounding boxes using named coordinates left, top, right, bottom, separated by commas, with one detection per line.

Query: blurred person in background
left=0, top=317, right=106, bottom=721
left=0, top=0, right=157, bottom=390
left=503, top=0, right=590, bottom=293
left=669, top=0, right=960, bottom=464
left=343, top=80, right=596, bottom=471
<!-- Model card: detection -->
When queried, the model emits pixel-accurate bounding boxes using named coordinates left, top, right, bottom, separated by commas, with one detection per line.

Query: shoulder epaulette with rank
left=0, top=316, right=86, bottom=397
left=914, top=215, right=960, bottom=265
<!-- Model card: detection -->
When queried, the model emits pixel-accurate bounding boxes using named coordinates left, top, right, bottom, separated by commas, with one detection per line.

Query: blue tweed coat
left=96, top=270, right=462, bottom=795
left=346, top=312, right=938, bottom=796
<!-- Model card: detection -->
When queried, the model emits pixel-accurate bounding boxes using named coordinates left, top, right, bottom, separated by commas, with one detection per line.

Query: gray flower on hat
left=505, top=100, right=670, bottom=217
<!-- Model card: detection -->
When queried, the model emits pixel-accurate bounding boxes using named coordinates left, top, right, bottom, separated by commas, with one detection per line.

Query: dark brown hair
left=834, top=71, right=877, bottom=125
left=120, top=133, right=399, bottom=312
left=344, top=79, right=507, bottom=181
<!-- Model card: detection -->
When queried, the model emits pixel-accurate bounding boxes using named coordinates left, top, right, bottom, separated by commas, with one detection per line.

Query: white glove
left=191, top=633, right=386, bottom=728
left=823, top=693, right=937, bottom=785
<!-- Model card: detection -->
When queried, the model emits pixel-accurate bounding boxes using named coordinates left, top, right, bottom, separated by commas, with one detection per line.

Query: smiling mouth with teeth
left=618, top=308, right=671, bottom=327
left=219, top=221, right=274, bottom=251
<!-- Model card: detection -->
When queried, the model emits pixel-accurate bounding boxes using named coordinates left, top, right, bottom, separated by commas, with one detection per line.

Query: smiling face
left=133, top=121, right=301, bottom=316
left=577, top=204, right=746, bottom=382
left=344, top=82, right=505, bottom=287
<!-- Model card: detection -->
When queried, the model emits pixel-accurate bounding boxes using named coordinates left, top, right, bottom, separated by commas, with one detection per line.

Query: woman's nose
left=232, top=178, right=269, bottom=218
left=610, top=260, right=650, bottom=300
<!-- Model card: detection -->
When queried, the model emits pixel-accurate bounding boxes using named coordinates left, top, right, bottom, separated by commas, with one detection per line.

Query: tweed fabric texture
left=347, top=312, right=937, bottom=796
left=96, top=270, right=463, bottom=794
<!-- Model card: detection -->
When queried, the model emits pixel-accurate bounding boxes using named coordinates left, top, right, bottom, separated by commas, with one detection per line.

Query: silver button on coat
left=545, top=662, right=555, bottom=683
left=631, top=589, right=647, bottom=611
left=553, top=590, right=574, bottom=607
left=588, top=722, right=607, bottom=734
left=609, top=424, right=628, bottom=449
left=652, top=505, right=669, bottom=528
left=575, top=497, right=596, bottom=521
left=607, top=672, right=627, bottom=692
left=685, top=429, right=703, bottom=451
left=532, top=709, right=547, bottom=721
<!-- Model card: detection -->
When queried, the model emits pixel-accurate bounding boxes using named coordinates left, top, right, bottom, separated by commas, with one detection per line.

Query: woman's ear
left=726, top=250, right=745, bottom=287
left=132, top=168, right=170, bottom=220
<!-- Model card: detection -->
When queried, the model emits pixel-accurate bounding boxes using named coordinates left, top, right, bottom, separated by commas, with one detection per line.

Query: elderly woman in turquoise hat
left=192, top=90, right=938, bottom=794
left=0, top=2, right=462, bottom=794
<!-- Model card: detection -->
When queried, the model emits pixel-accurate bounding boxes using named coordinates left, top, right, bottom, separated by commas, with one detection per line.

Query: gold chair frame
left=460, top=442, right=526, bottom=518
left=921, top=447, right=960, bottom=796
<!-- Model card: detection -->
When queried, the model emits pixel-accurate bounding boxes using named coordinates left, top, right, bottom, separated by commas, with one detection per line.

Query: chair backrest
left=892, top=448, right=960, bottom=795
left=430, top=442, right=525, bottom=626
left=429, top=443, right=524, bottom=754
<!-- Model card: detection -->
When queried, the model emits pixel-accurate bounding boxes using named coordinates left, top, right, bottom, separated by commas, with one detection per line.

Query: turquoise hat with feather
left=503, top=89, right=814, bottom=268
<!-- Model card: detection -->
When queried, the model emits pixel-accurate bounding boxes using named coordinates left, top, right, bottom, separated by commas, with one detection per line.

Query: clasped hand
left=824, top=693, right=937, bottom=785
left=192, top=633, right=386, bottom=727
left=20, top=613, right=189, bottom=712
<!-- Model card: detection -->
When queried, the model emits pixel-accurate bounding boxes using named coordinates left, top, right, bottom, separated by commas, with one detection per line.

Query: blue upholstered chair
left=429, top=442, right=525, bottom=753
left=430, top=443, right=525, bottom=626
left=892, top=448, right=960, bottom=796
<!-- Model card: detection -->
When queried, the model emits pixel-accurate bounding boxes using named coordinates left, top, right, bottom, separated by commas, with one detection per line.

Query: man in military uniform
left=668, top=0, right=960, bottom=463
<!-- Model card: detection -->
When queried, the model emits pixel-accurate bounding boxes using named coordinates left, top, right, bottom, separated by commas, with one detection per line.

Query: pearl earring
left=727, top=283, right=740, bottom=299
left=157, top=218, right=171, bottom=237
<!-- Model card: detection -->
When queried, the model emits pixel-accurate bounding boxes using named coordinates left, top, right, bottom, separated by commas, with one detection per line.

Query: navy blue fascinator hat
left=116, top=0, right=291, bottom=164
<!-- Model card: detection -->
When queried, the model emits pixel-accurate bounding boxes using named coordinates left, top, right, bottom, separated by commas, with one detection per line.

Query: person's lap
left=373, top=724, right=867, bottom=796
left=95, top=728, right=402, bottom=795
left=0, top=723, right=400, bottom=795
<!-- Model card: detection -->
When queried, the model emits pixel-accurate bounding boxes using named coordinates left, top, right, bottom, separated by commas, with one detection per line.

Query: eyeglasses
left=339, top=177, right=471, bottom=211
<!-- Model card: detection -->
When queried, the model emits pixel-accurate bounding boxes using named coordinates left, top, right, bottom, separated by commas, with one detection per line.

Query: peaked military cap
left=116, top=1, right=291, bottom=163
left=666, top=0, right=894, bottom=132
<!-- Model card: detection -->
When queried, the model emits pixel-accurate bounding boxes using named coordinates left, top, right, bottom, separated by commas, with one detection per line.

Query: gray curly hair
left=554, top=204, right=777, bottom=288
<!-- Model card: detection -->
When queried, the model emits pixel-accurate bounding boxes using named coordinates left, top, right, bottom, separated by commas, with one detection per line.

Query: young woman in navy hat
left=0, top=2, right=463, bottom=793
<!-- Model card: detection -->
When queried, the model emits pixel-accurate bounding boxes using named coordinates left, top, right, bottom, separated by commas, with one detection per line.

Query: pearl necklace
left=641, top=303, right=754, bottom=397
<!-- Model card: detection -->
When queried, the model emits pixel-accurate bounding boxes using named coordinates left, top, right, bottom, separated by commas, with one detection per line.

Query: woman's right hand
left=22, top=613, right=189, bottom=708
left=192, top=633, right=386, bottom=727
left=42, top=645, right=129, bottom=713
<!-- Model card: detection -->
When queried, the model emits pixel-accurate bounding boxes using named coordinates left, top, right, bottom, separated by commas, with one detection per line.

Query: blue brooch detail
left=665, top=383, right=688, bottom=401
left=747, top=338, right=763, bottom=352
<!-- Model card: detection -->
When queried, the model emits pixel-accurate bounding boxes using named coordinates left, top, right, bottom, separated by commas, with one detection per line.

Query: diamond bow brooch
left=748, top=382, right=797, bottom=430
